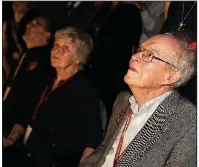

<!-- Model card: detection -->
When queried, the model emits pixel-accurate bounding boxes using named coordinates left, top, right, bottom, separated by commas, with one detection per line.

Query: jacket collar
left=116, top=90, right=180, bottom=166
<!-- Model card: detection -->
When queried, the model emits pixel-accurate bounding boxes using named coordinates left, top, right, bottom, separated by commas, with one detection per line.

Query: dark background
left=3, top=1, right=73, bottom=29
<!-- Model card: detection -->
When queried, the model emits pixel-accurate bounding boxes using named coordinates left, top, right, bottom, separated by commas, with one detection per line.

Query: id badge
left=23, top=124, right=32, bottom=145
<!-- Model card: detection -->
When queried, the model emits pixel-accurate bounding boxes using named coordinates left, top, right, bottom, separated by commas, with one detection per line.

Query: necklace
left=178, top=1, right=196, bottom=31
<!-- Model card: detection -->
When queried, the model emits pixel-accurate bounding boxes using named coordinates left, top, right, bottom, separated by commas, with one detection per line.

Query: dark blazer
left=79, top=90, right=196, bottom=167
left=21, top=71, right=103, bottom=167
left=3, top=46, right=53, bottom=134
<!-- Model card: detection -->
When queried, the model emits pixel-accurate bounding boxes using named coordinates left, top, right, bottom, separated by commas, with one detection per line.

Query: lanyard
left=31, top=75, right=75, bottom=120
left=113, top=111, right=133, bottom=167
left=32, top=86, right=49, bottom=120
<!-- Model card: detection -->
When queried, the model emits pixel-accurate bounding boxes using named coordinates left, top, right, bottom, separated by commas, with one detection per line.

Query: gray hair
left=172, top=34, right=196, bottom=88
left=55, top=27, right=93, bottom=67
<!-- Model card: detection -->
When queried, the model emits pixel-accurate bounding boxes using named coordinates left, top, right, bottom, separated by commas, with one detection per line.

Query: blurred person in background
left=86, top=1, right=143, bottom=121
left=3, top=15, right=54, bottom=167
left=139, top=1, right=165, bottom=43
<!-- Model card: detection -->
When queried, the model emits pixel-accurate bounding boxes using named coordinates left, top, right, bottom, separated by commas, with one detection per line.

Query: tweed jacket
left=79, top=90, right=197, bottom=167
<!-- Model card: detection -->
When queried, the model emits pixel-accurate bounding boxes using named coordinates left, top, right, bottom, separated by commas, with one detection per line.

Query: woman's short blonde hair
left=55, top=27, right=93, bottom=67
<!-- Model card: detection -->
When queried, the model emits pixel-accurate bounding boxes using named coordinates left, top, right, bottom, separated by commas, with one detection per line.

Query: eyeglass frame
left=134, top=47, right=178, bottom=69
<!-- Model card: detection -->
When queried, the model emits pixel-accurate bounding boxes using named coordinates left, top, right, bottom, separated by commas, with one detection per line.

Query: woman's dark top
left=21, top=71, right=103, bottom=167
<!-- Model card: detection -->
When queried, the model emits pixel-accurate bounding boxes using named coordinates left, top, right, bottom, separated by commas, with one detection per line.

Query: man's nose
left=131, top=52, right=142, bottom=62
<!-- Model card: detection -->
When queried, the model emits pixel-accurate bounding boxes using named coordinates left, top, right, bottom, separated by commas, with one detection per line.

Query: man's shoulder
left=111, top=90, right=132, bottom=117
left=114, top=90, right=132, bottom=107
left=166, top=91, right=196, bottom=112
left=161, top=91, right=196, bottom=127
left=177, top=94, right=197, bottom=120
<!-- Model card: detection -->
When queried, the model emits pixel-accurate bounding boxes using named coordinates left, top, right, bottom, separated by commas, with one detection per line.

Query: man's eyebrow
left=141, top=41, right=156, bottom=47
left=141, top=42, right=161, bottom=55
left=150, top=47, right=160, bottom=55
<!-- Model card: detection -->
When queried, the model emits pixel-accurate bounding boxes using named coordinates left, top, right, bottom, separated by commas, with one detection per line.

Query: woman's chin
left=51, top=63, right=59, bottom=69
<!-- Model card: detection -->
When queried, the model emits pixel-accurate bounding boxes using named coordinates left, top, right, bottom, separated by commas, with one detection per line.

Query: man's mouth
left=52, top=54, right=59, bottom=60
left=25, top=31, right=30, bottom=35
left=129, top=66, right=137, bottom=73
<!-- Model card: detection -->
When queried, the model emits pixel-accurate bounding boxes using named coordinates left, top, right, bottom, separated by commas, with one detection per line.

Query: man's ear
left=165, top=69, right=181, bottom=85
left=163, top=69, right=181, bottom=85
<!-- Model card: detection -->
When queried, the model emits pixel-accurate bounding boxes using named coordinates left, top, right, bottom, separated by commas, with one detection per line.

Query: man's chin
left=23, top=35, right=28, bottom=41
left=124, top=73, right=138, bottom=87
left=124, top=73, right=131, bottom=85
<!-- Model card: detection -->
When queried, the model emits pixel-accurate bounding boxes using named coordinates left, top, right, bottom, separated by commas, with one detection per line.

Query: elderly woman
left=4, top=27, right=103, bottom=167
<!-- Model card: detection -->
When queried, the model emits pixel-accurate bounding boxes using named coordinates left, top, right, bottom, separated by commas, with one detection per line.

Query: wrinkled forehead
left=54, top=38, right=75, bottom=50
left=141, top=35, right=181, bottom=59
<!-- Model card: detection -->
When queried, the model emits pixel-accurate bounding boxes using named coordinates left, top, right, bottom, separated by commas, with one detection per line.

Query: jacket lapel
left=97, top=91, right=132, bottom=166
left=116, top=91, right=179, bottom=167
left=105, top=102, right=131, bottom=150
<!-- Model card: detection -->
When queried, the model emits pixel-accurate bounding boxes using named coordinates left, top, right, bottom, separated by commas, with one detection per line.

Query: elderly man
left=3, top=1, right=38, bottom=85
left=3, top=16, right=54, bottom=167
left=3, top=15, right=52, bottom=98
left=3, top=15, right=53, bottom=133
left=79, top=33, right=196, bottom=167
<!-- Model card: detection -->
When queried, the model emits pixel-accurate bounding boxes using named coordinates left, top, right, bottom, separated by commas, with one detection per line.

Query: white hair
left=55, top=27, right=93, bottom=67
left=173, top=34, right=196, bottom=88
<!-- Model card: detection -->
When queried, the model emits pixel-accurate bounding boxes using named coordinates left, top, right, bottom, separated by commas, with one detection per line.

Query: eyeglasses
left=134, top=47, right=178, bottom=69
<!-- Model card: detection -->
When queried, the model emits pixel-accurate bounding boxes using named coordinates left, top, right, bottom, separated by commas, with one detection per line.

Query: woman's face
left=51, top=38, right=78, bottom=69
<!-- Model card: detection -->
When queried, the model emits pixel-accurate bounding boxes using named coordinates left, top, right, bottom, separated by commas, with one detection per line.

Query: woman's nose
left=52, top=47, right=61, bottom=53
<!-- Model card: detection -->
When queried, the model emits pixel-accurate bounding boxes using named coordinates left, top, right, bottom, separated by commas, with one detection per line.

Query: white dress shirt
left=101, top=91, right=172, bottom=167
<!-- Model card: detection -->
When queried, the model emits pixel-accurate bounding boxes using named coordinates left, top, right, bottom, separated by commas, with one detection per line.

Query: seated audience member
left=79, top=33, right=196, bottom=167
left=3, top=1, right=38, bottom=85
left=3, top=27, right=103, bottom=167
left=3, top=16, right=54, bottom=136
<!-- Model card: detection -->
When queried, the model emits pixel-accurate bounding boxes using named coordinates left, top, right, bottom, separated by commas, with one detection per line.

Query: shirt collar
left=129, top=91, right=173, bottom=114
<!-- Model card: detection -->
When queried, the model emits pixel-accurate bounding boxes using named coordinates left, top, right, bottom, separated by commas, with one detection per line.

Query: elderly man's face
left=124, top=35, right=181, bottom=89
left=51, top=38, right=78, bottom=69
left=24, top=17, right=47, bottom=39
